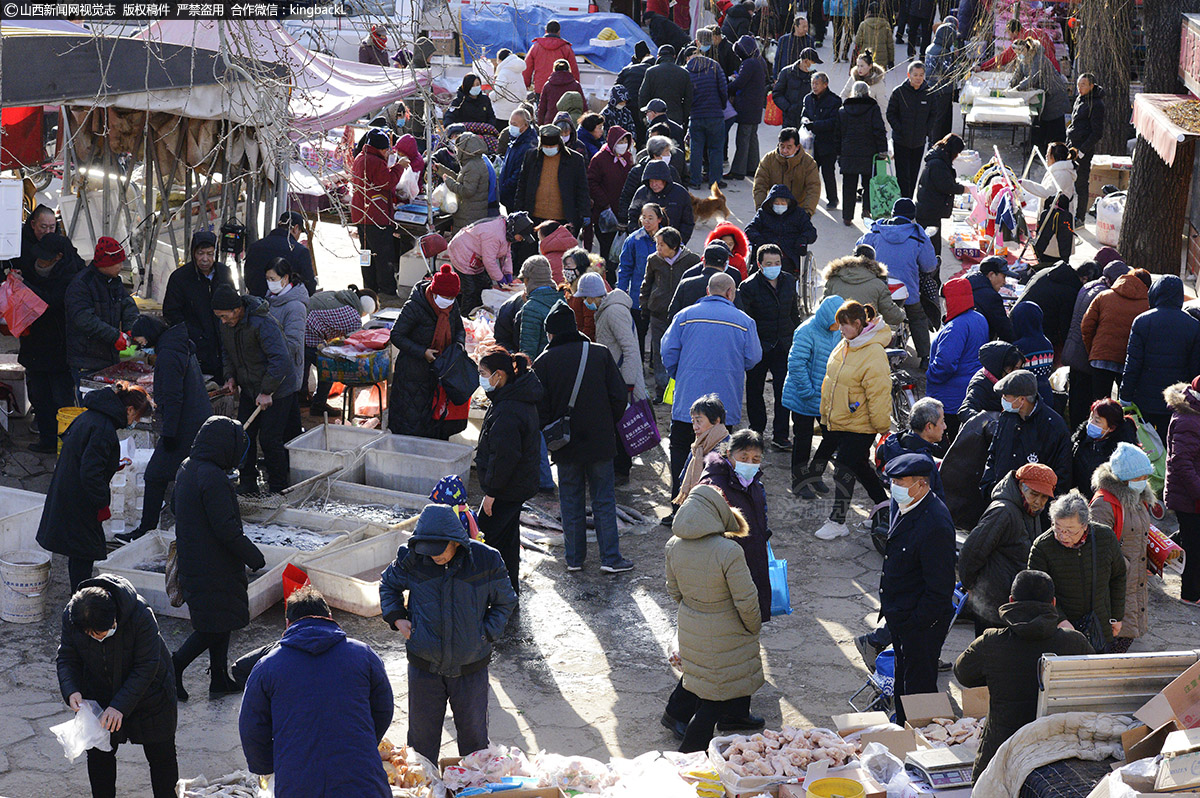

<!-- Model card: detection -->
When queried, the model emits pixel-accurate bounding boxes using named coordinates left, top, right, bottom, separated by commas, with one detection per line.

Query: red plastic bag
left=346, top=328, right=391, bottom=350
left=764, top=93, right=783, bottom=126
left=0, top=272, right=48, bottom=337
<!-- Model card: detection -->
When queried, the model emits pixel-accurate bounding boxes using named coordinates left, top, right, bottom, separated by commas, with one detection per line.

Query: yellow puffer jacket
left=820, top=318, right=893, bottom=435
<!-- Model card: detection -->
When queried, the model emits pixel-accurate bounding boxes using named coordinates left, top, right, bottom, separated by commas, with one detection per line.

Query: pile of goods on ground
left=378, top=738, right=443, bottom=796
left=916, top=717, right=984, bottom=749
left=716, top=727, right=862, bottom=778
left=176, top=771, right=269, bottom=797
left=242, top=523, right=335, bottom=552
left=299, top=498, right=419, bottom=526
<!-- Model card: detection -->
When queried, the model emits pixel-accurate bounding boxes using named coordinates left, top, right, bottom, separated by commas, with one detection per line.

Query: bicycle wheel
left=891, top=377, right=914, bottom=432
left=799, top=251, right=817, bottom=316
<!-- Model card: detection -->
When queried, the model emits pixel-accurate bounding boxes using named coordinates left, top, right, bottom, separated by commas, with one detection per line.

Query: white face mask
left=615, top=142, right=629, bottom=155
left=658, top=153, right=672, bottom=163
left=95, top=625, right=117, bottom=642
left=542, top=146, right=560, bottom=157
left=773, top=204, right=789, bottom=215
left=470, top=85, right=482, bottom=96
left=433, top=295, right=455, bottom=309
left=266, top=279, right=284, bottom=294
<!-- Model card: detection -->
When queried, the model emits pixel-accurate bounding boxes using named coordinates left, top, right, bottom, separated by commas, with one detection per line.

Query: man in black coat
left=968, top=256, right=1016, bottom=342
left=879, top=453, right=956, bottom=724
left=981, top=370, right=1071, bottom=500
left=738, top=244, right=799, bottom=449
left=801, top=72, right=843, bottom=208
left=955, top=570, right=1093, bottom=779
left=6, top=205, right=82, bottom=274
left=772, top=48, right=820, bottom=129
left=627, top=160, right=696, bottom=244
left=243, top=211, right=317, bottom=298
left=533, top=301, right=633, bottom=573
left=65, top=237, right=139, bottom=384
left=56, top=575, right=179, bottom=798
left=514, top=126, right=590, bottom=232
left=162, top=230, right=234, bottom=378
left=1014, top=260, right=1088, bottom=356
left=887, top=62, right=935, bottom=199
left=669, top=241, right=744, bottom=319
left=1067, top=75, right=1105, bottom=224
left=644, top=101, right=687, bottom=149
left=618, top=132, right=684, bottom=225
left=774, top=16, right=815, bottom=76
left=640, top=45, right=694, bottom=128
left=959, top=340, right=1024, bottom=420
left=617, top=45, right=655, bottom=144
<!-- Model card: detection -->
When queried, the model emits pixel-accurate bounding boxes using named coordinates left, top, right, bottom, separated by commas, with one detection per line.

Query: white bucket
left=1, top=549, right=52, bottom=623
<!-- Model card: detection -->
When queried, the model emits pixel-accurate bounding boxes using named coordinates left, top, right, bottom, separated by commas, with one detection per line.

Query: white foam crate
left=302, top=524, right=417, bottom=616
left=0, top=487, right=46, bottom=554
left=285, top=424, right=387, bottom=484
left=358, top=434, right=474, bottom=495
left=299, top=480, right=428, bottom=532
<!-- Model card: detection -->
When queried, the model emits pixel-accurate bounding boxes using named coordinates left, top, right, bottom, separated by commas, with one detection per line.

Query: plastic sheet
left=50, top=700, right=112, bottom=763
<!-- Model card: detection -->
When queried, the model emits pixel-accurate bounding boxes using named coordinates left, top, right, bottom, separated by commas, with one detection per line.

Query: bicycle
left=796, top=248, right=818, bottom=316
left=887, top=347, right=917, bottom=433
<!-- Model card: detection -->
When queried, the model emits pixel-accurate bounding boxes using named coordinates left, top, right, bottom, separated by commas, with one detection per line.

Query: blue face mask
left=1086, top=422, right=1104, bottom=439
left=733, top=460, right=759, bottom=482
left=508, top=124, right=521, bottom=138
left=891, top=482, right=911, bottom=505
left=470, top=85, right=482, bottom=96
left=479, top=373, right=494, bottom=392
left=762, top=265, right=782, bottom=280
left=584, top=299, right=600, bottom=311
left=1128, top=479, right=1148, bottom=493
left=1001, top=397, right=1018, bottom=413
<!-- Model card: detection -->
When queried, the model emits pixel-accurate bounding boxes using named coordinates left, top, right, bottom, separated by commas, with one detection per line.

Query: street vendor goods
left=718, top=727, right=862, bottom=777
left=917, top=717, right=984, bottom=748
left=299, top=498, right=420, bottom=526
left=379, top=738, right=439, bottom=794
left=242, top=522, right=335, bottom=552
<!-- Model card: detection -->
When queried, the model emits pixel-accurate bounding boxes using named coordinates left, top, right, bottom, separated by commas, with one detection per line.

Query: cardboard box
left=1122, top=720, right=1181, bottom=761
left=1136, top=660, right=1200, bottom=730
left=860, top=727, right=925, bottom=760
left=901, top=692, right=957, bottom=728
left=833, top=711, right=891, bottom=736
left=960, top=686, right=990, bottom=719
left=1156, top=729, right=1200, bottom=792
left=427, top=29, right=457, bottom=57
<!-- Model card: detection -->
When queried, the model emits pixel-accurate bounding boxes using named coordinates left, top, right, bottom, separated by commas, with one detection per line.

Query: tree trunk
left=1141, top=0, right=1200, bottom=93
left=1075, top=0, right=1132, bottom=155
left=1117, top=137, right=1195, bottom=274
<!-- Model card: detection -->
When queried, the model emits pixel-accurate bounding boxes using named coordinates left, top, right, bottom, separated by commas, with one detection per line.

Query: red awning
left=0, top=106, right=44, bottom=170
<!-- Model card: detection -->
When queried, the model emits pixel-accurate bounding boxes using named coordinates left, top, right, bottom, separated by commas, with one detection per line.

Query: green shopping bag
left=869, top=154, right=901, bottom=219
left=1127, top=403, right=1167, bottom=495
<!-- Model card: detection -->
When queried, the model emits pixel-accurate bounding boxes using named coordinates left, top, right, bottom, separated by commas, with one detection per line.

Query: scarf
left=673, top=423, right=729, bottom=505
left=426, top=287, right=453, bottom=353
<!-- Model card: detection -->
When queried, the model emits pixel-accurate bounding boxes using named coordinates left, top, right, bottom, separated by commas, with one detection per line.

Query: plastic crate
left=302, top=524, right=417, bottom=616
left=0, top=487, right=45, bottom=553
left=290, top=481, right=427, bottom=532
left=284, top=424, right=387, bottom=484
left=358, top=434, right=474, bottom=495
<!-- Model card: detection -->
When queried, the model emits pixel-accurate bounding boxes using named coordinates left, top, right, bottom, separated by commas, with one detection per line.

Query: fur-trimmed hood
left=1166, top=382, right=1200, bottom=415
left=672, top=483, right=750, bottom=539
left=822, top=254, right=888, bottom=283
left=706, top=222, right=749, bottom=261
left=1091, top=462, right=1156, bottom=505
left=847, top=62, right=886, bottom=85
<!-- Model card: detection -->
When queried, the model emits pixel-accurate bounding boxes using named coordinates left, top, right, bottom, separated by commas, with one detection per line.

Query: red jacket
left=523, top=35, right=581, bottom=93
left=587, top=126, right=635, bottom=218
left=538, top=72, right=586, bottom=126
left=350, top=145, right=404, bottom=227
left=706, top=222, right=750, bottom=280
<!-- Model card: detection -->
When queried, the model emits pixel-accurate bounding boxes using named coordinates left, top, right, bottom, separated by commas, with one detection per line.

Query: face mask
left=96, top=625, right=117, bottom=642
left=646, top=115, right=655, bottom=125
left=542, top=146, right=559, bottom=157
left=891, top=482, right=912, bottom=505
left=658, top=154, right=672, bottom=163
left=1001, top=397, right=1018, bottom=413
left=396, top=118, right=405, bottom=129
left=1128, top=479, right=1148, bottom=493
left=781, top=150, right=795, bottom=158
left=470, top=85, right=482, bottom=96
left=700, top=44, right=711, bottom=52
left=479, top=373, right=494, bottom=392
left=1086, top=422, right=1104, bottom=439
left=615, top=142, right=629, bottom=155
left=773, top=204, right=788, bottom=215
left=508, top=124, right=521, bottom=138
left=762, top=265, right=782, bottom=280
left=733, top=460, right=759, bottom=483
left=433, top=295, right=455, bottom=309
left=266, top=279, right=283, bottom=294
left=584, top=299, right=600, bottom=311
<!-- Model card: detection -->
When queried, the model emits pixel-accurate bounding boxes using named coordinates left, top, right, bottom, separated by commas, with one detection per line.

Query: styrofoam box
left=357, top=434, right=474, bottom=495
left=285, top=424, right=387, bottom=485
left=302, top=523, right=418, bottom=616
left=0, top=487, right=46, bottom=553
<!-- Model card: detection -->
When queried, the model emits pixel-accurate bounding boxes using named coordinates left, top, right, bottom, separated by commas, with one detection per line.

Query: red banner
left=0, top=107, right=45, bottom=171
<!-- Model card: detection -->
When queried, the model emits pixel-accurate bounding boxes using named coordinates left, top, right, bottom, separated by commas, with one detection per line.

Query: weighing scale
left=906, top=747, right=976, bottom=789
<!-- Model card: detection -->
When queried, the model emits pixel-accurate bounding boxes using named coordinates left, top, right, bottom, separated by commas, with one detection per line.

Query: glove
left=114, top=332, right=129, bottom=351
left=97, top=506, right=112, bottom=523
left=500, top=273, right=514, bottom=286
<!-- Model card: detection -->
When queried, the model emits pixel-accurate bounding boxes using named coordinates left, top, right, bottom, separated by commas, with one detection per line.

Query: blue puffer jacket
left=782, top=295, right=843, bottom=417
left=617, top=226, right=657, bottom=311
left=662, top=295, right=763, bottom=425
left=379, top=505, right=518, bottom=677
left=1011, top=302, right=1055, bottom=405
left=240, top=617, right=393, bottom=798
left=686, top=54, right=729, bottom=119
left=1121, top=276, right=1200, bottom=416
left=856, top=217, right=936, bottom=305
left=927, top=283, right=989, bottom=411
left=500, top=126, right=538, bottom=210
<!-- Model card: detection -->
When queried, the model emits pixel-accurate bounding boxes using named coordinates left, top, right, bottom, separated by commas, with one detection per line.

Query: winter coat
left=65, top=265, right=139, bottom=374
left=665, top=485, right=764, bottom=701
left=517, top=285, right=563, bottom=358
left=56, top=574, right=177, bottom=745
left=958, top=473, right=1044, bottom=627
left=924, top=22, right=959, bottom=86
left=619, top=154, right=684, bottom=223
left=954, top=600, right=1092, bottom=778
left=836, top=96, right=888, bottom=175
left=1016, top=260, right=1084, bottom=350
left=1166, top=384, right=1200, bottom=515
left=705, top=224, right=749, bottom=279
left=771, top=63, right=813, bottom=129
left=628, top=161, right=696, bottom=244
left=151, top=323, right=211, bottom=450
left=982, top=398, right=1072, bottom=498
left=663, top=296, right=762, bottom=425
left=728, top=36, right=768, bottom=124
left=538, top=225, right=578, bottom=285
left=494, top=292, right=524, bottom=352
left=774, top=31, right=814, bottom=76
left=686, top=55, right=729, bottom=119
left=244, top=228, right=317, bottom=298
left=174, top=416, right=266, bottom=633
left=927, top=306, right=988, bottom=411
left=744, top=184, right=818, bottom=276
left=1071, top=417, right=1138, bottom=495
left=752, top=148, right=821, bottom=214
left=388, top=280, right=466, bottom=438
left=856, top=218, right=937, bottom=304
left=646, top=11, right=693, bottom=58
left=915, top=147, right=965, bottom=221
left=968, top=271, right=1015, bottom=342
left=887, top=80, right=935, bottom=150
left=162, top=258, right=235, bottom=376
left=1068, top=86, right=1106, bottom=155
left=641, top=58, right=694, bottom=127
left=1020, top=159, right=1078, bottom=218
left=490, top=52, right=529, bottom=121
left=447, top=215, right=513, bottom=282
left=476, top=371, right=544, bottom=503
left=602, top=86, right=636, bottom=138
left=445, top=88, right=497, bottom=127
left=538, top=72, right=585, bottom=126
left=699, top=454, right=772, bottom=623
left=1028, top=523, right=1126, bottom=644
left=880, top=491, right=957, bottom=634
left=1121, top=276, right=1200, bottom=417
left=616, top=58, right=653, bottom=130
left=265, top=283, right=310, bottom=392
left=943, top=410, right=1000, bottom=529
left=532, top=330, right=628, bottom=463
left=840, top=63, right=889, bottom=112
left=1011, top=42, right=1071, bottom=122
left=14, top=254, right=82, bottom=373
left=641, top=246, right=702, bottom=319
left=877, top=431, right=946, bottom=500
left=351, top=144, right=405, bottom=227
left=443, top=133, right=492, bottom=231
left=854, top=17, right=895, bottom=68
left=1062, top=278, right=1110, bottom=372
left=802, top=89, right=843, bottom=162
left=36, top=387, right=125, bottom=560
left=1090, top=463, right=1153, bottom=639
left=721, top=3, right=753, bottom=41
left=1010, top=302, right=1055, bottom=405
left=595, top=289, right=648, bottom=400
left=499, top=126, right=538, bottom=211
left=514, top=146, right=590, bottom=230
left=1081, top=273, right=1150, bottom=367
left=960, top=341, right=1022, bottom=420
left=738, top=266, right=800, bottom=352
left=379, top=511, right=518, bottom=676
left=820, top=318, right=893, bottom=435
left=821, top=257, right=905, bottom=327
left=240, top=617, right=392, bottom=797
left=522, top=34, right=580, bottom=93
left=616, top=228, right=656, bottom=314
left=219, top=294, right=297, bottom=398
left=588, top=126, right=635, bottom=219
left=782, top=295, right=843, bottom=417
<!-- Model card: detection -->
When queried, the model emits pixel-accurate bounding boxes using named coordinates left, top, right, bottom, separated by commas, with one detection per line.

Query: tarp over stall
left=135, top=20, right=433, bottom=137
left=459, top=7, right=653, bottom=73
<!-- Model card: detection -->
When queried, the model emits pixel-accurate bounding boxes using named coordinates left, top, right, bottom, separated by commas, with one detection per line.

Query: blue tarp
left=460, top=6, right=653, bottom=74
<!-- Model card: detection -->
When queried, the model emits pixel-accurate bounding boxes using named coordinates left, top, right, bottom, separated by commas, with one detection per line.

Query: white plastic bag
left=431, top=183, right=458, bottom=215
left=396, top=167, right=421, bottom=204
left=798, top=126, right=815, bottom=152
left=51, top=700, right=112, bottom=763
left=1096, top=192, right=1126, bottom=247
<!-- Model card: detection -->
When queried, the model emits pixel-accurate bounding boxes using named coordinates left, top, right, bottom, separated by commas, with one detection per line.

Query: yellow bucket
left=56, top=407, right=86, bottom=455
left=807, top=777, right=866, bottom=798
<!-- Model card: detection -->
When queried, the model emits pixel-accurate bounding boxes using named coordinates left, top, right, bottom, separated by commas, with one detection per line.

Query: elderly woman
left=663, top=485, right=764, bottom=753
left=673, top=394, right=730, bottom=506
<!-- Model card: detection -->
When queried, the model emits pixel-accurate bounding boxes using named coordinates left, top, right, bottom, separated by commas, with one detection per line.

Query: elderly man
left=981, top=369, right=1071, bottom=500
left=245, top=211, right=316, bottom=298
left=500, top=108, right=537, bottom=212
left=514, top=126, right=590, bottom=232
left=959, top=463, right=1056, bottom=636
left=66, top=236, right=139, bottom=387
left=774, top=16, right=815, bottom=75
left=887, top=61, right=935, bottom=199
left=877, top=397, right=948, bottom=500
left=801, top=71, right=843, bottom=209
left=752, top=127, right=821, bottom=215
left=618, top=134, right=683, bottom=225
left=879, top=453, right=956, bottom=724
left=163, top=230, right=234, bottom=378
left=641, top=46, right=694, bottom=129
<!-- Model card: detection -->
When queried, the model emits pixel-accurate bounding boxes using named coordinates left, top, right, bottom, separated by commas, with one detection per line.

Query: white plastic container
left=359, top=434, right=474, bottom=495
left=0, top=487, right=46, bottom=553
left=302, top=525, right=417, bottom=616
left=284, top=424, right=387, bottom=484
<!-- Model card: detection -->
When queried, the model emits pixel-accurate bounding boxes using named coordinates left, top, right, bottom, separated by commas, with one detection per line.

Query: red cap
left=430, top=264, right=461, bottom=298
left=93, top=236, right=126, bottom=269
left=1015, top=463, right=1057, bottom=497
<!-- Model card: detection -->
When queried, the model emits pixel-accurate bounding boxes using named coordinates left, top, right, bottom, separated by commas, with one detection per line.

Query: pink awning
left=1132, top=93, right=1200, bottom=167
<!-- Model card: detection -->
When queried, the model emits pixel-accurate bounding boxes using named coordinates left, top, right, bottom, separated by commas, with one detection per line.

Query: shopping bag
left=0, top=271, right=48, bottom=337
left=608, top=230, right=628, bottom=263
left=1148, top=525, right=1185, bottom=576
left=1127, top=403, right=1167, bottom=494
left=869, top=154, right=901, bottom=220
left=764, top=92, right=782, bottom=126
left=432, top=344, right=477, bottom=406
left=345, top=328, right=391, bottom=350
left=662, top=377, right=675, bottom=405
left=618, top=398, right=661, bottom=456
left=766, top=542, right=792, bottom=616
left=50, top=700, right=111, bottom=763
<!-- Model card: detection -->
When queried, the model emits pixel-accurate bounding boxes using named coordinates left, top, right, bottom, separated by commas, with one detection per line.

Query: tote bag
left=618, top=398, right=661, bottom=456
left=766, top=542, right=792, bottom=616
left=869, top=154, right=901, bottom=220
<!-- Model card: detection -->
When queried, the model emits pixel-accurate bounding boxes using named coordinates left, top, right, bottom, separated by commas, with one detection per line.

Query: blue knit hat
left=1109, top=442, right=1152, bottom=482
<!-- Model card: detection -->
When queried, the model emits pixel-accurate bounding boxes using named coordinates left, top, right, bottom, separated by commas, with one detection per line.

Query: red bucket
left=282, top=564, right=310, bottom=602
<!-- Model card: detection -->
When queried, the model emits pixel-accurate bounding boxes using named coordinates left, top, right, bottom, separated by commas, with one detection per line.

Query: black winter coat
left=162, top=260, right=235, bottom=377
left=444, top=91, right=497, bottom=126
left=388, top=280, right=467, bottom=439
left=958, top=473, right=1044, bottom=627
left=959, top=341, right=1023, bottom=419
left=36, top=387, right=125, bottom=560
left=628, top=161, right=696, bottom=244
left=982, top=399, right=1072, bottom=498
left=801, top=89, right=842, bottom=162
left=640, top=56, right=694, bottom=126
left=65, top=266, right=139, bottom=374
left=476, top=371, right=544, bottom=502
left=880, top=491, right=957, bottom=633
left=914, top=147, right=964, bottom=221
left=721, top=3, right=753, bottom=40
left=1120, top=276, right=1200, bottom=417
left=173, top=416, right=267, bottom=633
left=668, top=266, right=745, bottom=319
left=967, top=272, right=1015, bottom=342
left=886, top=81, right=935, bottom=150
left=1015, top=261, right=1084, bottom=350
left=836, top=97, right=888, bottom=175
left=244, top=229, right=316, bottom=298
left=744, top=184, right=818, bottom=276
left=1027, top=523, right=1126, bottom=642
left=698, top=454, right=772, bottom=623
left=1070, top=418, right=1137, bottom=494
left=618, top=156, right=683, bottom=226
left=942, top=410, right=1000, bottom=529
left=532, top=331, right=627, bottom=464
left=493, top=292, right=525, bottom=352
left=954, top=600, right=1092, bottom=779
left=56, top=575, right=177, bottom=745
left=514, top=148, right=591, bottom=231
left=728, top=43, right=768, bottom=124
left=219, top=295, right=298, bottom=398
left=772, top=64, right=812, bottom=128
left=144, top=324, right=213, bottom=484
left=15, top=255, right=82, bottom=373
left=646, top=12, right=692, bottom=55
left=738, top=269, right=799, bottom=351
left=1067, top=86, right=1105, bottom=155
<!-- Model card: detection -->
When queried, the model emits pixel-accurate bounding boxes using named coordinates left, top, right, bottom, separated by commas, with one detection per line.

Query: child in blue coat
left=781, top=294, right=844, bottom=497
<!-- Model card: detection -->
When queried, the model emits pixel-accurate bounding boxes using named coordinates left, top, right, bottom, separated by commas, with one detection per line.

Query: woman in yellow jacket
left=815, top=301, right=893, bottom=540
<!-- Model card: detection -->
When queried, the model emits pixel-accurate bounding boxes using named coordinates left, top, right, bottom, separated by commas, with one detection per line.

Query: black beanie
left=544, top=300, right=579, bottom=336
left=211, top=283, right=242, bottom=311
left=130, top=314, right=169, bottom=346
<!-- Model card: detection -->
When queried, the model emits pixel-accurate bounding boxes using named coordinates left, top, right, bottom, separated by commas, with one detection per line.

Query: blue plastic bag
left=767, top=542, right=792, bottom=616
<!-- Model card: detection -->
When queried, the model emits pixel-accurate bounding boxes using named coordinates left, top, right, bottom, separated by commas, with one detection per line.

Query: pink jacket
left=447, top=216, right=513, bottom=282
left=539, top=225, right=579, bottom=284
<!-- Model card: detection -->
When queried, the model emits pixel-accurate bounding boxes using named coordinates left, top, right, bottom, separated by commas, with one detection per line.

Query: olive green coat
left=1027, top=522, right=1125, bottom=645
left=1089, top=462, right=1154, bottom=639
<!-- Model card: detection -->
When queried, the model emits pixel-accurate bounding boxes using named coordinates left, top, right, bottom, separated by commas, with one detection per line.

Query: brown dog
left=690, top=182, right=730, bottom=224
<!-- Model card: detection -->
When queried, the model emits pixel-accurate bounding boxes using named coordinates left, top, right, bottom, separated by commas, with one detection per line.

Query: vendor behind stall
left=65, top=237, right=138, bottom=390
left=304, top=287, right=377, bottom=419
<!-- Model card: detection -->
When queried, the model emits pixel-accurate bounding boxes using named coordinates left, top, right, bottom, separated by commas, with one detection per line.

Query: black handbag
left=433, top=344, right=477, bottom=406
left=543, top=342, right=589, bottom=452
left=1074, top=534, right=1108, bottom=653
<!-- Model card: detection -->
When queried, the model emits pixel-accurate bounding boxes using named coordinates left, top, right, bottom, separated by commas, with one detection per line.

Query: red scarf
left=426, top=287, right=453, bottom=353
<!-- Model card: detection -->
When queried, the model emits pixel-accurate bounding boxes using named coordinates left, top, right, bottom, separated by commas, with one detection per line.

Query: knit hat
left=657, top=44, right=676, bottom=60
left=430, top=264, right=461, bottom=298
left=190, top=229, right=217, bottom=254
left=130, top=314, right=168, bottom=347
left=891, top=198, right=916, bottom=219
left=365, top=128, right=391, bottom=150
left=544, top=299, right=578, bottom=336
left=634, top=40, right=651, bottom=61
left=704, top=241, right=731, bottom=267
left=1109, top=441, right=1153, bottom=482
left=93, top=236, right=126, bottom=269
left=1102, top=260, right=1129, bottom=286
left=211, top=283, right=242, bottom=311
left=519, top=256, right=554, bottom=290
left=575, top=272, right=607, bottom=298
left=506, top=211, right=535, bottom=242
left=1014, top=463, right=1057, bottom=497
left=1094, top=246, right=1122, bottom=269
left=993, top=369, right=1037, bottom=398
